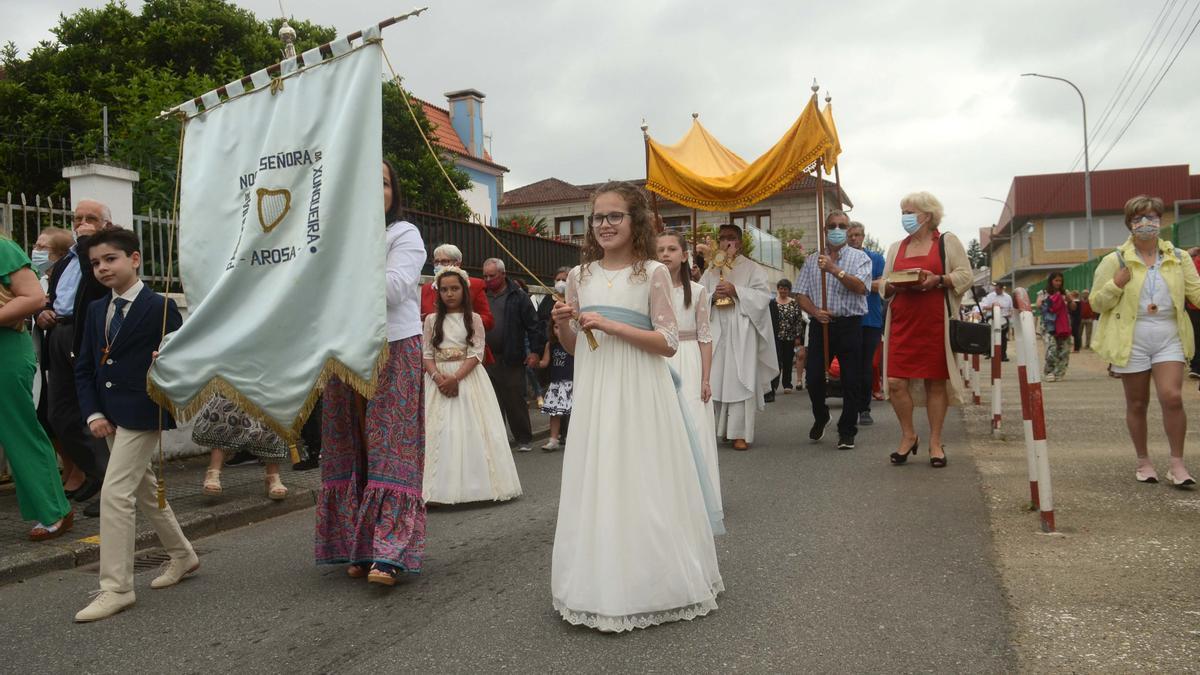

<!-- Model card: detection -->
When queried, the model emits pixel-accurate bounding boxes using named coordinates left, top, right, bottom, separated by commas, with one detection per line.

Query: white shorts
left=1111, top=315, right=1186, bottom=374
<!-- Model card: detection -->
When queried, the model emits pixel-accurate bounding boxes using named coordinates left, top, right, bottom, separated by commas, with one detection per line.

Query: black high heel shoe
left=930, top=446, right=948, bottom=468
left=890, top=438, right=919, bottom=465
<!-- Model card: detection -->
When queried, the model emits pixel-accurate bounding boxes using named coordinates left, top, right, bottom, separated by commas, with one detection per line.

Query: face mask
left=485, top=276, right=504, bottom=291
left=1132, top=223, right=1159, bottom=241
left=554, top=280, right=567, bottom=295
left=30, top=250, right=52, bottom=272
left=826, top=228, right=847, bottom=247
left=901, top=213, right=921, bottom=234
left=432, top=265, right=445, bottom=279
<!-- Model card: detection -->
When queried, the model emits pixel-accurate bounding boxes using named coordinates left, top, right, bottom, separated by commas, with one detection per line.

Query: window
left=1042, top=216, right=1127, bottom=251
left=555, top=216, right=585, bottom=240
left=662, top=215, right=691, bottom=232
left=731, top=209, right=771, bottom=233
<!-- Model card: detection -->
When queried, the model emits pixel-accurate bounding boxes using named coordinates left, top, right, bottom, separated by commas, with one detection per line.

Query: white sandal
left=265, top=473, right=288, bottom=500
left=203, top=469, right=222, bottom=495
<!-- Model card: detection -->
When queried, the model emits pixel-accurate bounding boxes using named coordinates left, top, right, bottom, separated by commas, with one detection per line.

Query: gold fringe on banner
left=146, top=343, right=390, bottom=444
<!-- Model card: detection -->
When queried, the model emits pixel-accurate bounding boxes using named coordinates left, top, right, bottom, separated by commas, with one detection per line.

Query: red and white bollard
left=991, top=306, right=1003, bottom=437
left=1013, top=307, right=1040, bottom=512
left=971, top=353, right=982, bottom=406
left=1014, top=288, right=1055, bottom=532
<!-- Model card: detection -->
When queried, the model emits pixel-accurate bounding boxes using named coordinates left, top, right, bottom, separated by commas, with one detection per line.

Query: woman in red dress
left=881, top=192, right=973, bottom=468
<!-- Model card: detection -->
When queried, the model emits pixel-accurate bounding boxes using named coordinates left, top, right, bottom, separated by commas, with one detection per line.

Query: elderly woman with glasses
left=1091, top=195, right=1200, bottom=488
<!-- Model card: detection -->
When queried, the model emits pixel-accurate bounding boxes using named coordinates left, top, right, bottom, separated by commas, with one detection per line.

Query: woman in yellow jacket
left=1091, top=195, right=1200, bottom=488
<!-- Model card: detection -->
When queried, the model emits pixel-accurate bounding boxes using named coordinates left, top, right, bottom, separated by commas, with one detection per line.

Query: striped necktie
left=107, top=297, right=129, bottom=343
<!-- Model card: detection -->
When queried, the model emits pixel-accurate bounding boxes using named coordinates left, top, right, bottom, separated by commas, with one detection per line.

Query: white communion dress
left=421, top=312, right=522, bottom=504
left=551, top=260, right=723, bottom=633
left=666, top=281, right=722, bottom=514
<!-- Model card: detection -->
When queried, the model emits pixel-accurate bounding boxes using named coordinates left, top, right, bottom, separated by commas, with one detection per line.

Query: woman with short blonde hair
left=881, top=191, right=972, bottom=468
left=1091, top=194, right=1199, bottom=487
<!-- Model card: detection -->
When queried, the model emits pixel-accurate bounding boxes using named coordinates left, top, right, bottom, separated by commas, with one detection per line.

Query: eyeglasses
left=590, top=212, right=629, bottom=226
left=1131, top=215, right=1161, bottom=226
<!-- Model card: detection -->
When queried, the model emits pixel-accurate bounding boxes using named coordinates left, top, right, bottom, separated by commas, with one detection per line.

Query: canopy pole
left=641, top=119, right=661, bottom=225
left=815, top=158, right=830, bottom=373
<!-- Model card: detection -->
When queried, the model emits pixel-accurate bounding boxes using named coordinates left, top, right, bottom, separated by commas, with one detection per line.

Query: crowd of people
left=1, top=165, right=1195, bottom=629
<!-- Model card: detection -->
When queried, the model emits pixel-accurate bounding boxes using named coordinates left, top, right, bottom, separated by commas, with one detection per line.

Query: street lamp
left=981, top=196, right=1015, bottom=286
left=1021, top=73, right=1093, bottom=262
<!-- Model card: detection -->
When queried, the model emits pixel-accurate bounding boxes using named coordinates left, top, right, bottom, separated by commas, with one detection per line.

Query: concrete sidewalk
left=960, top=348, right=1200, bottom=671
left=0, top=409, right=551, bottom=586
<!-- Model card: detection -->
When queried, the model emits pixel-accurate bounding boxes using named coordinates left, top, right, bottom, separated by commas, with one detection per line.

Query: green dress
left=0, top=237, right=71, bottom=525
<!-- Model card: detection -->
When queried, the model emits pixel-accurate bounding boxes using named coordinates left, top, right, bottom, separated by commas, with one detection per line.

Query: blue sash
left=582, top=305, right=726, bottom=535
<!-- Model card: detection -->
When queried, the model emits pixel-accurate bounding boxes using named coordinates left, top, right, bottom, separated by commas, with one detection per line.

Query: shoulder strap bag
left=938, top=235, right=989, bottom=355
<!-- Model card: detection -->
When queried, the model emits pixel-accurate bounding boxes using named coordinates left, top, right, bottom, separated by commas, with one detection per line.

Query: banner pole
left=815, top=158, right=830, bottom=373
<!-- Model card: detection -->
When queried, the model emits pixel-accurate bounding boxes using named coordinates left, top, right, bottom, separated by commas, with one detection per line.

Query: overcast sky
left=9, top=0, right=1200, bottom=249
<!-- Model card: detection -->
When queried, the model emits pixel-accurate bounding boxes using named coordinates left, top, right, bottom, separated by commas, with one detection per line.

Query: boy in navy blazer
left=73, top=228, right=197, bottom=623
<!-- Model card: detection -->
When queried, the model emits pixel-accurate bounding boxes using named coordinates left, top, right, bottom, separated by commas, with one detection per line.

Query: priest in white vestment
left=701, top=224, right=778, bottom=450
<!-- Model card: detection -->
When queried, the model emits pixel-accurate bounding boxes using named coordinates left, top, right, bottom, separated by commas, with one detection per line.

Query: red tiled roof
left=996, top=164, right=1193, bottom=233
left=502, top=175, right=851, bottom=209
left=414, top=97, right=507, bottom=173
left=416, top=98, right=469, bottom=156
left=500, top=178, right=591, bottom=207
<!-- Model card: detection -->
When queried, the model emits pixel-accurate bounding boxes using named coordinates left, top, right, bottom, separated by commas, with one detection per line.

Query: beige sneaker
left=75, top=590, right=135, bottom=622
left=150, top=552, right=200, bottom=589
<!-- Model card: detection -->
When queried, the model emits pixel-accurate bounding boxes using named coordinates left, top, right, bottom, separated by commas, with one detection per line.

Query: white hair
left=483, top=258, right=505, bottom=272
left=900, top=191, right=944, bottom=227
left=433, top=243, right=463, bottom=262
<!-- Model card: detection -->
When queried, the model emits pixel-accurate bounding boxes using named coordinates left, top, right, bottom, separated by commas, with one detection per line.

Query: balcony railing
left=405, top=209, right=582, bottom=284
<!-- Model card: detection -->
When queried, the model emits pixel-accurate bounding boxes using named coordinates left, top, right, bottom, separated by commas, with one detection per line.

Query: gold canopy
left=645, top=94, right=840, bottom=211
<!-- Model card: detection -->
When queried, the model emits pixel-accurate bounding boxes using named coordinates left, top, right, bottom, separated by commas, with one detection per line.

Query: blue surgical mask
left=826, top=228, right=847, bottom=247
left=30, top=250, right=52, bottom=273
left=432, top=264, right=445, bottom=278
left=901, top=213, right=921, bottom=234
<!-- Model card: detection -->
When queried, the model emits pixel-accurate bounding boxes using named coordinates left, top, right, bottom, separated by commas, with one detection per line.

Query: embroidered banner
left=149, top=41, right=387, bottom=437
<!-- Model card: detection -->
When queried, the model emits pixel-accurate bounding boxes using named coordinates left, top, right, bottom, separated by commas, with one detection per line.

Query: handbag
left=938, top=235, right=989, bottom=355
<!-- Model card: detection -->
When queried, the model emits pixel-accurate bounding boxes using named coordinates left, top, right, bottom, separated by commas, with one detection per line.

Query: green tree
left=862, top=234, right=884, bottom=255
left=967, top=238, right=989, bottom=269
left=0, top=0, right=467, bottom=216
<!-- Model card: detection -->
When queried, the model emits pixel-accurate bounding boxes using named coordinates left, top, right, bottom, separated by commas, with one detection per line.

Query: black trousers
left=45, top=324, right=108, bottom=481
left=859, top=326, right=883, bottom=413
left=999, top=319, right=1010, bottom=360
left=771, top=339, right=795, bottom=391
left=806, top=316, right=864, bottom=437
left=485, top=362, right=533, bottom=445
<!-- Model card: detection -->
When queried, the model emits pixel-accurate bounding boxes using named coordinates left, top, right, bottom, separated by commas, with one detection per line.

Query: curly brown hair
left=579, top=181, right=657, bottom=281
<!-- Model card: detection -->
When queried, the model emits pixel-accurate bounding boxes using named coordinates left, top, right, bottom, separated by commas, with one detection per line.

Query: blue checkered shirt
left=794, top=245, right=872, bottom=317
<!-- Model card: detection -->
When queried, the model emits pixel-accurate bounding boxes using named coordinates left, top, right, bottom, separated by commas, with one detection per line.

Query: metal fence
left=1, top=193, right=180, bottom=289
left=405, top=208, right=582, bottom=284
left=3, top=195, right=582, bottom=292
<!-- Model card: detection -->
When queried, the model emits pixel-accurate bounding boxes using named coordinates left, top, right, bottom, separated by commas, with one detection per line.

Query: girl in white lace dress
left=550, top=182, right=723, bottom=633
left=657, top=232, right=722, bottom=514
left=421, top=268, right=522, bottom=504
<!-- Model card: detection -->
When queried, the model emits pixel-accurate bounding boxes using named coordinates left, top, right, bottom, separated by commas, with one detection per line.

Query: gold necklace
left=598, top=263, right=624, bottom=288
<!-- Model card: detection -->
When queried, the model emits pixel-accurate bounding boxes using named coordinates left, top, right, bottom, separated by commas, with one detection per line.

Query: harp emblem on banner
left=256, top=188, right=291, bottom=233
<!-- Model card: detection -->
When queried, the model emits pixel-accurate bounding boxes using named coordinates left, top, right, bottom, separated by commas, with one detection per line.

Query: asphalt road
left=1, top=391, right=1016, bottom=673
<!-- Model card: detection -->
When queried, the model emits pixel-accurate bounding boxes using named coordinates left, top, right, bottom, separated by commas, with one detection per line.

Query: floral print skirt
left=314, top=336, right=426, bottom=572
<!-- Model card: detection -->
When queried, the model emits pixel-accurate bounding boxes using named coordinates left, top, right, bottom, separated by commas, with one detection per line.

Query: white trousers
left=715, top=399, right=757, bottom=444
left=99, top=427, right=193, bottom=593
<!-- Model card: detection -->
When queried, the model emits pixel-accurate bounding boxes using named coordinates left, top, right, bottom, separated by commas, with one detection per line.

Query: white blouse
left=385, top=220, right=426, bottom=341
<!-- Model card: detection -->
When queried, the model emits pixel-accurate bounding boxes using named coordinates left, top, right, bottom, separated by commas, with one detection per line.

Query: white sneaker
left=151, top=551, right=200, bottom=589
left=75, top=590, right=135, bottom=622
left=541, top=439, right=561, bottom=451
left=515, top=445, right=532, bottom=453
left=1044, top=374, right=1056, bottom=382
